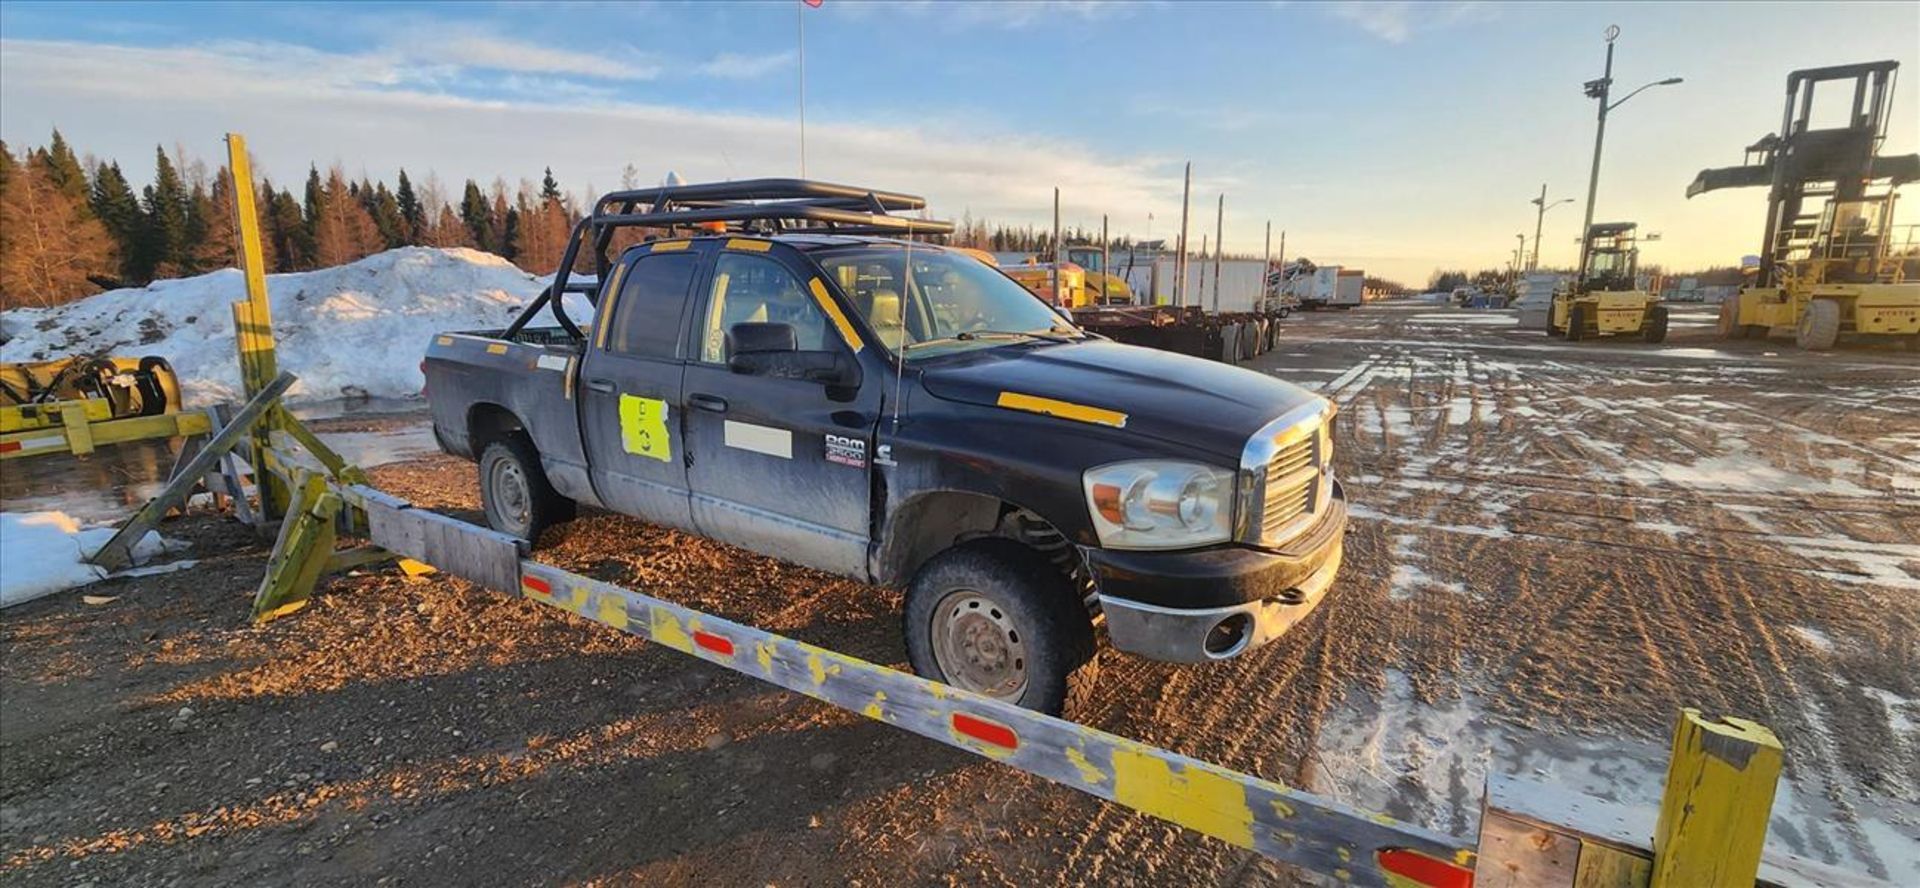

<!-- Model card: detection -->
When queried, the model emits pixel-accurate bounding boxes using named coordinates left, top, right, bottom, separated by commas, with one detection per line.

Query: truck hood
left=917, top=340, right=1325, bottom=463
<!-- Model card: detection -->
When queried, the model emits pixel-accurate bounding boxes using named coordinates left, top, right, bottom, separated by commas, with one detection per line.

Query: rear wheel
left=1642, top=305, right=1669, bottom=344
left=1796, top=298, right=1840, bottom=351
left=479, top=435, right=575, bottom=546
left=904, top=539, right=1097, bottom=715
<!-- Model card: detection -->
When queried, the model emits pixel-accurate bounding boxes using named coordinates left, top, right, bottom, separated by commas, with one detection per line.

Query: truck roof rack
left=588, top=178, right=954, bottom=237
left=508, top=179, right=954, bottom=341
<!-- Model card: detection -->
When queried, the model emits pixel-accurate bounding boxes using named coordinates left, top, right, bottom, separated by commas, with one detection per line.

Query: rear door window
left=608, top=252, right=701, bottom=359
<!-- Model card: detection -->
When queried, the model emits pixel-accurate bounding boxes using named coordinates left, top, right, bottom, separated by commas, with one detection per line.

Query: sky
left=2, top=1, right=1916, bottom=286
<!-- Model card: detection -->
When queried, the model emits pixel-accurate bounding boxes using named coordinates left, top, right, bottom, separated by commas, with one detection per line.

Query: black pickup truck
left=424, top=180, right=1345, bottom=713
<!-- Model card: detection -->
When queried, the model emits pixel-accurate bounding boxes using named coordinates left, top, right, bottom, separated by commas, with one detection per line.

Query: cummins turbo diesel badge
left=825, top=434, right=867, bottom=468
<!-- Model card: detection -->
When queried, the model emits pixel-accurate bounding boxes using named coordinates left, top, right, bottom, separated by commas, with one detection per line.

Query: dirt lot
left=4, top=303, right=1917, bottom=885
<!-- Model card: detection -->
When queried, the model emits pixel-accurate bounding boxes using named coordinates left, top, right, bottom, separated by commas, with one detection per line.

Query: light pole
left=1529, top=183, right=1574, bottom=271
left=1514, top=233, right=1526, bottom=291
left=1575, top=25, right=1682, bottom=282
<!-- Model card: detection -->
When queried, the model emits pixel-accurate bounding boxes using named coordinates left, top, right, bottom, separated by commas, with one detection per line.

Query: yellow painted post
left=225, top=133, right=289, bottom=519
left=1650, top=709, right=1782, bottom=888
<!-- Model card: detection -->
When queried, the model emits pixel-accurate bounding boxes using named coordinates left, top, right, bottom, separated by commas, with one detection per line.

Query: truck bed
left=422, top=327, right=590, bottom=486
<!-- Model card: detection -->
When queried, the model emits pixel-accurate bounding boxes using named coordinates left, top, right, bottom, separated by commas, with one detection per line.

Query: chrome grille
left=1237, top=399, right=1337, bottom=547
left=1262, top=434, right=1319, bottom=537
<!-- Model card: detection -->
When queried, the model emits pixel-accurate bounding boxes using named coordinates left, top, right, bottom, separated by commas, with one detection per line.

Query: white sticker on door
left=723, top=420, right=792, bottom=459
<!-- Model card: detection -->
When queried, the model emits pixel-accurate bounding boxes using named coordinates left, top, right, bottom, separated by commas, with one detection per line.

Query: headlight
left=1083, top=461, right=1235, bottom=550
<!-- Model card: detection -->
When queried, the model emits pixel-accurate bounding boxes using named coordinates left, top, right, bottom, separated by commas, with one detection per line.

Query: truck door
left=680, top=243, right=879, bottom=578
left=577, top=242, right=706, bottom=532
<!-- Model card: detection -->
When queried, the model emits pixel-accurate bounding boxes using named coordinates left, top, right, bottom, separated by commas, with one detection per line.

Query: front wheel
left=1642, top=305, right=1669, bottom=344
left=1718, top=298, right=1747, bottom=339
left=903, top=539, right=1097, bottom=715
left=1566, top=303, right=1589, bottom=341
left=1796, top=298, right=1840, bottom=351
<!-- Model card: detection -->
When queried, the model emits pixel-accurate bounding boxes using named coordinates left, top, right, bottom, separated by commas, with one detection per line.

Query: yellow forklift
left=1550, top=222, right=1668, bottom=342
left=1689, top=60, right=1920, bottom=351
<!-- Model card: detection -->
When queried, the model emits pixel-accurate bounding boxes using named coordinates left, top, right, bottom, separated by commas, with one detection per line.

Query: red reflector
left=522, top=575, right=551, bottom=596
left=952, top=712, right=1018, bottom=750
left=1378, top=848, right=1473, bottom=888
left=693, top=630, right=735, bottom=656
left=0, top=441, right=20, bottom=453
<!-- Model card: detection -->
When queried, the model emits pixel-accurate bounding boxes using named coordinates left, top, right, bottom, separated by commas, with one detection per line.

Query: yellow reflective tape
left=725, top=238, right=773, bottom=252
left=651, top=608, right=693, bottom=652
left=996, top=392, right=1127, bottom=428
left=617, top=394, right=672, bottom=462
left=809, top=278, right=864, bottom=353
left=594, top=261, right=632, bottom=351
left=486, top=343, right=509, bottom=355
left=649, top=240, right=691, bottom=252
left=435, top=335, right=453, bottom=346
left=597, top=592, right=629, bottom=630
left=1111, top=745, right=1255, bottom=849
left=1066, top=746, right=1108, bottom=787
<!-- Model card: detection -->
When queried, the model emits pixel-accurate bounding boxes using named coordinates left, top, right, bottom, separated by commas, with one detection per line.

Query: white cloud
left=421, top=31, right=660, bottom=81
left=694, top=50, right=797, bottom=80
left=0, top=37, right=1180, bottom=234
left=1329, top=1, right=1491, bottom=44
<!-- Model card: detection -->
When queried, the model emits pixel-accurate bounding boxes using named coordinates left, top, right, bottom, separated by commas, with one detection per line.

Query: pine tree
left=429, top=205, right=472, bottom=249
left=263, top=182, right=309, bottom=272
left=369, top=182, right=404, bottom=249
left=191, top=166, right=239, bottom=273
left=500, top=205, right=520, bottom=262
left=182, top=181, right=215, bottom=274
left=88, top=162, right=142, bottom=282
left=395, top=169, right=424, bottom=245
left=0, top=160, right=117, bottom=308
left=459, top=180, right=493, bottom=252
left=140, top=145, right=191, bottom=278
left=302, top=164, right=325, bottom=245
left=38, top=129, right=90, bottom=206
left=540, top=167, right=562, bottom=203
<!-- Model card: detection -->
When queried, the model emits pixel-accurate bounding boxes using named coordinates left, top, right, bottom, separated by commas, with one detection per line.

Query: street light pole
left=1576, top=28, right=1617, bottom=284
left=1575, top=25, right=1681, bottom=283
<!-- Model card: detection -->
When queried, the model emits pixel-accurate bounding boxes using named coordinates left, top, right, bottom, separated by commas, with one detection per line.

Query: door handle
left=584, top=378, right=615, bottom=394
left=688, top=393, right=729, bottom=413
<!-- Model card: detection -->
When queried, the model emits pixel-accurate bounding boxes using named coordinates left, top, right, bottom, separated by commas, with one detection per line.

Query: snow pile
left=0, top=511, right=185, bottom=608
left=0, top=247, right=583, bottom=406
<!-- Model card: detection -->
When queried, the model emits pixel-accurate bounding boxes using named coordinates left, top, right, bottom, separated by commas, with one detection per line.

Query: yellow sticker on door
left=618, top=394, right=672, bottom=462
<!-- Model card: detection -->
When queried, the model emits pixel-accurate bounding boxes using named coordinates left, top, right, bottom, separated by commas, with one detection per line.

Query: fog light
left=1204, top=612, right=1252, bottom=657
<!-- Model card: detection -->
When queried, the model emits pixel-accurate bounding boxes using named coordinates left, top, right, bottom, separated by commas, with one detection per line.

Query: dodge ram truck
left=423, top=180, right=1346, bottom=713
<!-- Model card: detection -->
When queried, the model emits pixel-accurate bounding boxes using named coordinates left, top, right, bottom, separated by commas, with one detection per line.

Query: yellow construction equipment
left=0, top=355, right=207, bottom=458
left=1690, top=61, right=1920, bottom=350
left=1549, top=222, right=1668, bottom=342
left=1063, top=244, right=1135, bottom=305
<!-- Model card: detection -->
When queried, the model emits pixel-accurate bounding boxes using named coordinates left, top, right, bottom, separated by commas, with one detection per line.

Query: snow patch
left=0, top=511, right=186, bottom=608
left=0, top=248, right=586, bottom=406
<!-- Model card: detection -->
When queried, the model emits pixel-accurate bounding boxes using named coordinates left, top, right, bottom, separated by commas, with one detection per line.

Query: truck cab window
left=609, top=252, right=700, bottom=358
left=699, top=253, right=831, bottom=363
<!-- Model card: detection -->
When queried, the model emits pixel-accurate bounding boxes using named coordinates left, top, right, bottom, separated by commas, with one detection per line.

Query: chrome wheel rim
left=488, top=458, right=531, bottom=535
left=929, top=589, right=1028, bottom=701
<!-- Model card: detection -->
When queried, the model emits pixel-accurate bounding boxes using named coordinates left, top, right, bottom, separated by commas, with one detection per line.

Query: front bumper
left=1089, top=480, right=1346, bottom=663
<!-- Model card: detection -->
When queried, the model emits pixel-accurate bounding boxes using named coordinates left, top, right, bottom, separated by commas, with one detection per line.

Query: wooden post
left=1651, top=709, right=1782, bottom=888
left=226, top=133, right=290, bottom=519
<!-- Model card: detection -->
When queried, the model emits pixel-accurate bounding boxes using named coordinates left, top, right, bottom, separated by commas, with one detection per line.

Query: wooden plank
left=87, top=372, right=295, bottom=570
left=251, top=473, right=341, bottom=622
left=1574, top=844, right=1651, bottom=888
left=60, top=404, right=95, bottom=456
left=1650, top=710, right=1782, bottom=888
left=323, top=545, right=396, bottom=574
left=1474, top=808, right=1580, bottom=888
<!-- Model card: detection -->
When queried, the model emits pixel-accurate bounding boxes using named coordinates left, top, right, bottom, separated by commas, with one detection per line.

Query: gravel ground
left=3, top=303, right=1916, bottom=885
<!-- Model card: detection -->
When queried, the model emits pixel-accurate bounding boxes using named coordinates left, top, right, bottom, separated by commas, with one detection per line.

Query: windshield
left=816, top=246, right=1079, bottom=360
left=1067, top=248, right=1103, bottom=272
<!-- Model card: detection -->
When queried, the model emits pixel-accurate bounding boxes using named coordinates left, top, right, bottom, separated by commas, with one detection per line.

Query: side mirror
left=728, top=322, right=861, bottom=387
